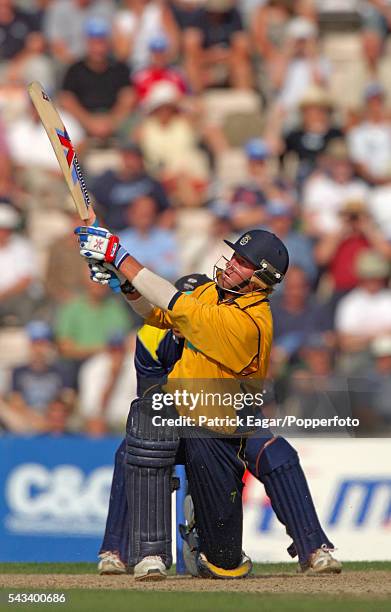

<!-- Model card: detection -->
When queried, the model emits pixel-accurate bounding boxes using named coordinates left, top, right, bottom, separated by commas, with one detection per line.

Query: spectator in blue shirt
left=118, top=194, right=180, bottom=281
left=90, top=141, right=170, bottom=231
left=9, top=321, right=75, bottom=418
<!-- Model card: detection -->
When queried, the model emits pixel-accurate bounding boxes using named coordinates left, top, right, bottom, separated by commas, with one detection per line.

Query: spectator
left=7, top=97, right=85, bottom=211
left=118, top=195, right=180, bottom=280
left=185, top=200, right=237, bottom=276
left=90, top=140, right=170, bottom=232
left=283, top=333, right=345, bottom=428
left=78, top=332, right=137, bottom=432
left=282, top=85, right=343, bottom=185
left=276, top=17, right=331, bottom=112
left=0, top=0, right=41, bottom=66
left=60, top=17, right=133, bottom=140
left=335, top=250, right=391, bottom=373
left=44, top=203, right=87, bottom=304
left=137, top=80, right=210, bottom=195
left=44, top=396, right=74, bottom=436
left=347, top=82, right=391, bottom=185
left=251, top=0, right=295, bottom=96
left=360, top=0, right=391, bottom=76
left=8, top=321, right=75, bottom=422
left=44, top=0, right=115, bottom=66
left=315, top=200, right=391, bottom=300
left=0, top=203, right=39, bottom=326
left=112, top=0, right=179, bottom=71
left=132, top=33, right=189, bottom=104
left=265, top=200, right=317, bottom=284
left=229, top=138, right=294, bottom=231
left=55, top=267, right=133, bottom=380
left=181, top=0, right=253, bottom=93
left=302, top=139, right=369, bottom=237
left=270, top=265, right=334, bottom=366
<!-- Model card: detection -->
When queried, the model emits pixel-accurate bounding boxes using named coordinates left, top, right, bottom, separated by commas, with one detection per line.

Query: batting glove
left=88, top=261, right=124, bottom=293
left=74, top=226, right=129, bottom=271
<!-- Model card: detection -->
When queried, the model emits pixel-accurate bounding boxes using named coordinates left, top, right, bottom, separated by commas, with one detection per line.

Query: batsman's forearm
left=119, top=257, right=177, bottom=310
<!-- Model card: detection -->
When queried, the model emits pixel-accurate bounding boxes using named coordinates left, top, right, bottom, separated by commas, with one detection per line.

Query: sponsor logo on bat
left=56, top=128, right=78, bottom=184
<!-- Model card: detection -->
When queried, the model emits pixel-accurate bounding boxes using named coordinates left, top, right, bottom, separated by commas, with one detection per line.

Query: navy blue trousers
left=100, top=435, right=332, bottom=566
left=100, top=435, right=245, bottom=568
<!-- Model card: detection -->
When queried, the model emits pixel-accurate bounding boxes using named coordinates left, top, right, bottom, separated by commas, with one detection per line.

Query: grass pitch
left=1, top=562, right=390, bottom=612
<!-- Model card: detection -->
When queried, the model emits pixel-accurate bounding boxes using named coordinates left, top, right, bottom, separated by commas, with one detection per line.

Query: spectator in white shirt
left=303, top=139, right=369, bottom=237
left=347, top=82, right=391, bottom=184
left=78, top=332, right=137, bottom=432
left=0, top=203, right=39, bottom=326
left=335, top=249, right=391, bottom=373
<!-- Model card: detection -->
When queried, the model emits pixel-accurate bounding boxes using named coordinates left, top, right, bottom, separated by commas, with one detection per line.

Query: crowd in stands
left=1, top=0, right=391, bottom=435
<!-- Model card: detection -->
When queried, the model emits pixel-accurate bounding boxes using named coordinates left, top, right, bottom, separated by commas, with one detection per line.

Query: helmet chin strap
left=214, top=266, right=268, bottom=295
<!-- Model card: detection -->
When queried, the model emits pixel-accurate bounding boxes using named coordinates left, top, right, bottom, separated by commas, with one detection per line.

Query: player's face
left=221, top=253, right=256, bottom=290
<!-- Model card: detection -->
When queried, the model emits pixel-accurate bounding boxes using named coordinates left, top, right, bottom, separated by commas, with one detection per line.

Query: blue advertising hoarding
left=0, top=435, right=121, bottom=562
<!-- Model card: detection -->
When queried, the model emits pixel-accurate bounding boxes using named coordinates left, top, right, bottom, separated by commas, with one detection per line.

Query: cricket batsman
left=75, top=226, right=341, bottom=579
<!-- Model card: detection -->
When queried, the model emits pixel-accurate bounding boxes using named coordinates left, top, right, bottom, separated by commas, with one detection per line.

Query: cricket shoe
left=98, top=551, right=126, bottom=575
left=133, top=556, right=167, bottom=582
left=300, top=547, right=342, bottom=575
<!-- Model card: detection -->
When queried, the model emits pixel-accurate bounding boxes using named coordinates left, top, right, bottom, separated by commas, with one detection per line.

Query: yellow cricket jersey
left=145, top=282, right=273, bottom=432
left=146, top=282, right=273, bottom=380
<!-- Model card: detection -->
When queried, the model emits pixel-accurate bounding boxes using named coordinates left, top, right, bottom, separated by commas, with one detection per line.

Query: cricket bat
left=28, top=81, right=96, bottom=225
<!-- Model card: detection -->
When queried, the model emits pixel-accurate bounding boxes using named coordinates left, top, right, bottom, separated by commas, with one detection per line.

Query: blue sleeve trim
left=167, top=291, right=182, bottom=310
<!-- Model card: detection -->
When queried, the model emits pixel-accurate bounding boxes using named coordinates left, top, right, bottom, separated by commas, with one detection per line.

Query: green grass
left=1, top=561, right=391, bottom=574
left=0, top=591, right=390, bottom=612
left=1, top=562, right=390, bottom=612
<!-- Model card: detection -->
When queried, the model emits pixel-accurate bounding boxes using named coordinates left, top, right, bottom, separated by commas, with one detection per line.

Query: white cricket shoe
left=98, top=551, right=126, bottom=575
left=300, top=547, right=342, bottom=575
left=133, top=556, right=167, bottom=582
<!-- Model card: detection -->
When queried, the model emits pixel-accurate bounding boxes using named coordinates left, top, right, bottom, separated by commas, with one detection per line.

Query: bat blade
left=28, top=81, right=95, bottom=224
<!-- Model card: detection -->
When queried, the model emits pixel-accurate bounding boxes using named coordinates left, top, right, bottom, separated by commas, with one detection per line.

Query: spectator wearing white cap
left=335, top=250, right=391, bottom=373
left=0, top=203, right=39, bottom=326
left=132, top=34, right=189, bottom=105
left=347, top=83, right=391, bottom=185
left=136, top=81, right=210, bottom=202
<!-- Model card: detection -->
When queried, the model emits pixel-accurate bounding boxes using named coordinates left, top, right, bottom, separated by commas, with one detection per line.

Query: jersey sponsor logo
left=239, top=234, right=251, bottom=246
left=4, top=463, right=112, bottom=537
